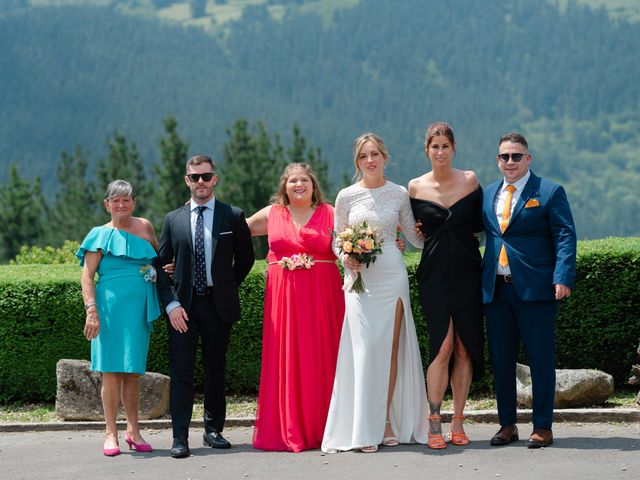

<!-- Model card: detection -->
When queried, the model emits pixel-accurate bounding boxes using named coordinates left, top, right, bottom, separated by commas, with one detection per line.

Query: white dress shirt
left=494, top=170, right=530, bottom=275
left=166, top=197, right=216, bottom=314
left=190, top=197, right=216, bottom=287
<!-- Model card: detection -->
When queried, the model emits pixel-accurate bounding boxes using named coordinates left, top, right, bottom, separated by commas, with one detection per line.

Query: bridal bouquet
left=335, top=221, right=383, bottom=293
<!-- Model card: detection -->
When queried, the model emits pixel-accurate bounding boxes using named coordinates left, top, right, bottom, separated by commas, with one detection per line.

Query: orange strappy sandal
left=427, top=415, right=446, bottom=449
left=450, top=415, right=470, bottom=446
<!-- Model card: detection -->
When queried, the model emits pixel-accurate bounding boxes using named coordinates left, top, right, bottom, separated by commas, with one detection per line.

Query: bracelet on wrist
left=84, top=302, right=97, bottom=310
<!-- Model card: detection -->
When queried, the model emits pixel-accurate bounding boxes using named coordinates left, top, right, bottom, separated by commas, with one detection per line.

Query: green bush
left=10, top=240, right=80, bottom=265
left=0, top=238, right=638, bottom=403
left=0, top=265, right=88, bottom=403
left=555, top=237, right=640, bottom=384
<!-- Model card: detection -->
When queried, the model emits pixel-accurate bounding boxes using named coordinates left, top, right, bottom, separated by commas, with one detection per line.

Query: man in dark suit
left=157, top=155, right=254, bottom=458
left=481, top=133, right=576, bottom=448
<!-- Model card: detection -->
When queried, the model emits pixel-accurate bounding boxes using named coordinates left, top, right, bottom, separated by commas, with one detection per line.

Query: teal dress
left=77, top=226, right=162, bottom=374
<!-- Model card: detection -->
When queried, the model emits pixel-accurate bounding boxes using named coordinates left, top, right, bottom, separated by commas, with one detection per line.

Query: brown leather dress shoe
left=490, top=424, right=519, bottom=446
left=528, top=428, right=553, bottom=448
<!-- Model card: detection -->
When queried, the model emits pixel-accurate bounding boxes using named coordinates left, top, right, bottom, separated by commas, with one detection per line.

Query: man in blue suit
left=481, top=132, right=576, bottom=448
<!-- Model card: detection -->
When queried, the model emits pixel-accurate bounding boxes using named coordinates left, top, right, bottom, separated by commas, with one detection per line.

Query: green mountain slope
left=1, top=0, right=639, bottom=239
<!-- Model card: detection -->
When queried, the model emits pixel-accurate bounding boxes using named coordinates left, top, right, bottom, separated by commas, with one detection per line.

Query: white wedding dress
left=321, top=181, right=428, bottom=452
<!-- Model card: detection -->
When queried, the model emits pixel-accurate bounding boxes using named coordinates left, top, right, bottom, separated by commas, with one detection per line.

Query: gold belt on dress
left=267, top=259, right=336, bottom=265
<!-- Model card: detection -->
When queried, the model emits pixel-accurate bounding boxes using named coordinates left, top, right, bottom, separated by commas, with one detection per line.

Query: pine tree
left=304, top=145, right=332, bottom=199
left=287, top=124, right=307, bottom=164
left=150, top=116, right=190, bottom=230
left=288, top=123, right=332, bottom=199
left=216, top=119, right=334, bottom=257
left=96, top=131, right=149, bottom=217
left=218, top=119, right=285, bottom=216
left=217, top=119, right=286, bottom=258
left=0, top=165, right=46, bottom=261
left=44, top=146, right=99, bottom=245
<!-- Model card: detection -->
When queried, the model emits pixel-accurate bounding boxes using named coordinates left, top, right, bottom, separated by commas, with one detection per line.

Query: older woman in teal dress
left=77, top=180, right=162, bottom=456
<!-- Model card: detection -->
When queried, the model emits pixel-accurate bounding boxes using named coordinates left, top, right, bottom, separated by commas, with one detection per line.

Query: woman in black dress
left=408, top=122, right=484, bottom=449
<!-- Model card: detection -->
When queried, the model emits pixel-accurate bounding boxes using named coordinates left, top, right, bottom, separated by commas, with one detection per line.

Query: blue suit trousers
left=485, top=280, right=558, bottom=429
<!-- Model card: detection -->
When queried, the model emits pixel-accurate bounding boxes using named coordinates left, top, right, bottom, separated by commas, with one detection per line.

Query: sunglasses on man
left=186, top=173, right=215, bottom=182
left=498, top=153, right=528, bottom=163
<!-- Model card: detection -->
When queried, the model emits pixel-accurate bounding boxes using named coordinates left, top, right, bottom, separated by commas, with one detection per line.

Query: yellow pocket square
left=525, top=198, right=540, bottom=208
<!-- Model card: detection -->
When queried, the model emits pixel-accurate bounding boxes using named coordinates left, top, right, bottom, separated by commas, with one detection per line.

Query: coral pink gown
left=253, top=204, right=345, bottom=452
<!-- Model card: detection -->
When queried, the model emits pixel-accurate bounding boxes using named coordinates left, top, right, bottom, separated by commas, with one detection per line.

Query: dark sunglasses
left=498, top=153, right=528, bottom=163
left=187, top=173, right=215, bottom=182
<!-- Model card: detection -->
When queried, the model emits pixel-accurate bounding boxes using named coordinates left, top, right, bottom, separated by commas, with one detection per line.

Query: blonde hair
left=270, top=163, right=325, bottom=207
left=352, top=132, right=388, bottom=182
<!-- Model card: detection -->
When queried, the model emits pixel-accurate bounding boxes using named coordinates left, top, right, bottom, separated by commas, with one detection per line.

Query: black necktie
left=194, top=206, right=207, bottom=294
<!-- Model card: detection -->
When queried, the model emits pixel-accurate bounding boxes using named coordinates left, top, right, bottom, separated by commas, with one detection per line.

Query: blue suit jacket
left=481, top=171, right=577, bottom=303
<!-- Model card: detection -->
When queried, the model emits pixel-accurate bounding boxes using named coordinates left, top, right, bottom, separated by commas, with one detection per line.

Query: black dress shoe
left=170, top=437, right=190, bottom=458
left=203, top=431, right=231, bottom=449
left=490, top=424, right=519, bottom=446
left=528, top=428, right=553, bottom=448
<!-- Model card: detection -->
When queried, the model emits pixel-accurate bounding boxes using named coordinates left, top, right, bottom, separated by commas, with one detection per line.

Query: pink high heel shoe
left=103, top=434, right=120, bottom=456
left=124, top=433, right=153, bottom=452
left=103, top=444, right=121, bottom=456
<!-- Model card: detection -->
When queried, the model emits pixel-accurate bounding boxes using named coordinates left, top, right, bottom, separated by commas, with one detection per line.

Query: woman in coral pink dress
left=248, top=163, right=345, bottom=452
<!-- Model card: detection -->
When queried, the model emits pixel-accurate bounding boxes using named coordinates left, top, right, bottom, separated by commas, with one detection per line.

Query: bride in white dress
left=322, top=133, right=428, bottom=453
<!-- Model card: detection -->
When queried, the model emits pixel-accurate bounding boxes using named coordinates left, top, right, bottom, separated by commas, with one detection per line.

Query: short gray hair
left=104, top=179, right=135, bottom=200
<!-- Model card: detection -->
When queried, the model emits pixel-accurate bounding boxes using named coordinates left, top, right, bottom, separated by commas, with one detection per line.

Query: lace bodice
left=333, top=181, right=423, bottom=255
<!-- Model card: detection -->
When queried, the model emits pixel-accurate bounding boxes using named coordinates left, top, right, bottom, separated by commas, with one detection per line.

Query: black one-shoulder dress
left=410, top=188, right=485, bottom=380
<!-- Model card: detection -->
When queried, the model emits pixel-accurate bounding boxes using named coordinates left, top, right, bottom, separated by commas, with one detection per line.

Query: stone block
left=516, top=362, right=614, bottom=409
left=55, top=359, right=169, bottom=421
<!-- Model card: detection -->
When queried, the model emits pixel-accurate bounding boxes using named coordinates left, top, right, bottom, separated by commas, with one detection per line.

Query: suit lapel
left=179, top=205, right=193, bottom=254
left=510, top=171, right=541, bottom=225
left=210, top=200, right=226, bottom=261
left=485, top=181, right=502, bottom=233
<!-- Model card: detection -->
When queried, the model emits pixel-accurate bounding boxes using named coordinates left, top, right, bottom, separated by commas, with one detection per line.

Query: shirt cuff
left=166, top=301, right=181, bottom=315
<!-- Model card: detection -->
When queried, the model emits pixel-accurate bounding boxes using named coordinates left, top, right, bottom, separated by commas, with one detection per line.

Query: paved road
left=2, top=423, right=640, bottom=480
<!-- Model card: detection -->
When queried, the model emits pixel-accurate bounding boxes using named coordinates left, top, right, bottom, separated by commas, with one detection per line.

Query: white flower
left=140, top=264, right=157, bottom=283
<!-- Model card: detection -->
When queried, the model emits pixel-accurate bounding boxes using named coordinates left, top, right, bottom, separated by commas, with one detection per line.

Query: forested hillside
left=1, top=0, right=639, bottom=241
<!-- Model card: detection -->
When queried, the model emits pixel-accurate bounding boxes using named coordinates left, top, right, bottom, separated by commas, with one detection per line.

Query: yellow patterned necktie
left=499, top=185, right=516, bottom=268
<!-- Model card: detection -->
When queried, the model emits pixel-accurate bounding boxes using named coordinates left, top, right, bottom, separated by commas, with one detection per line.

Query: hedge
left=0, top=238, right=638, bottom=403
